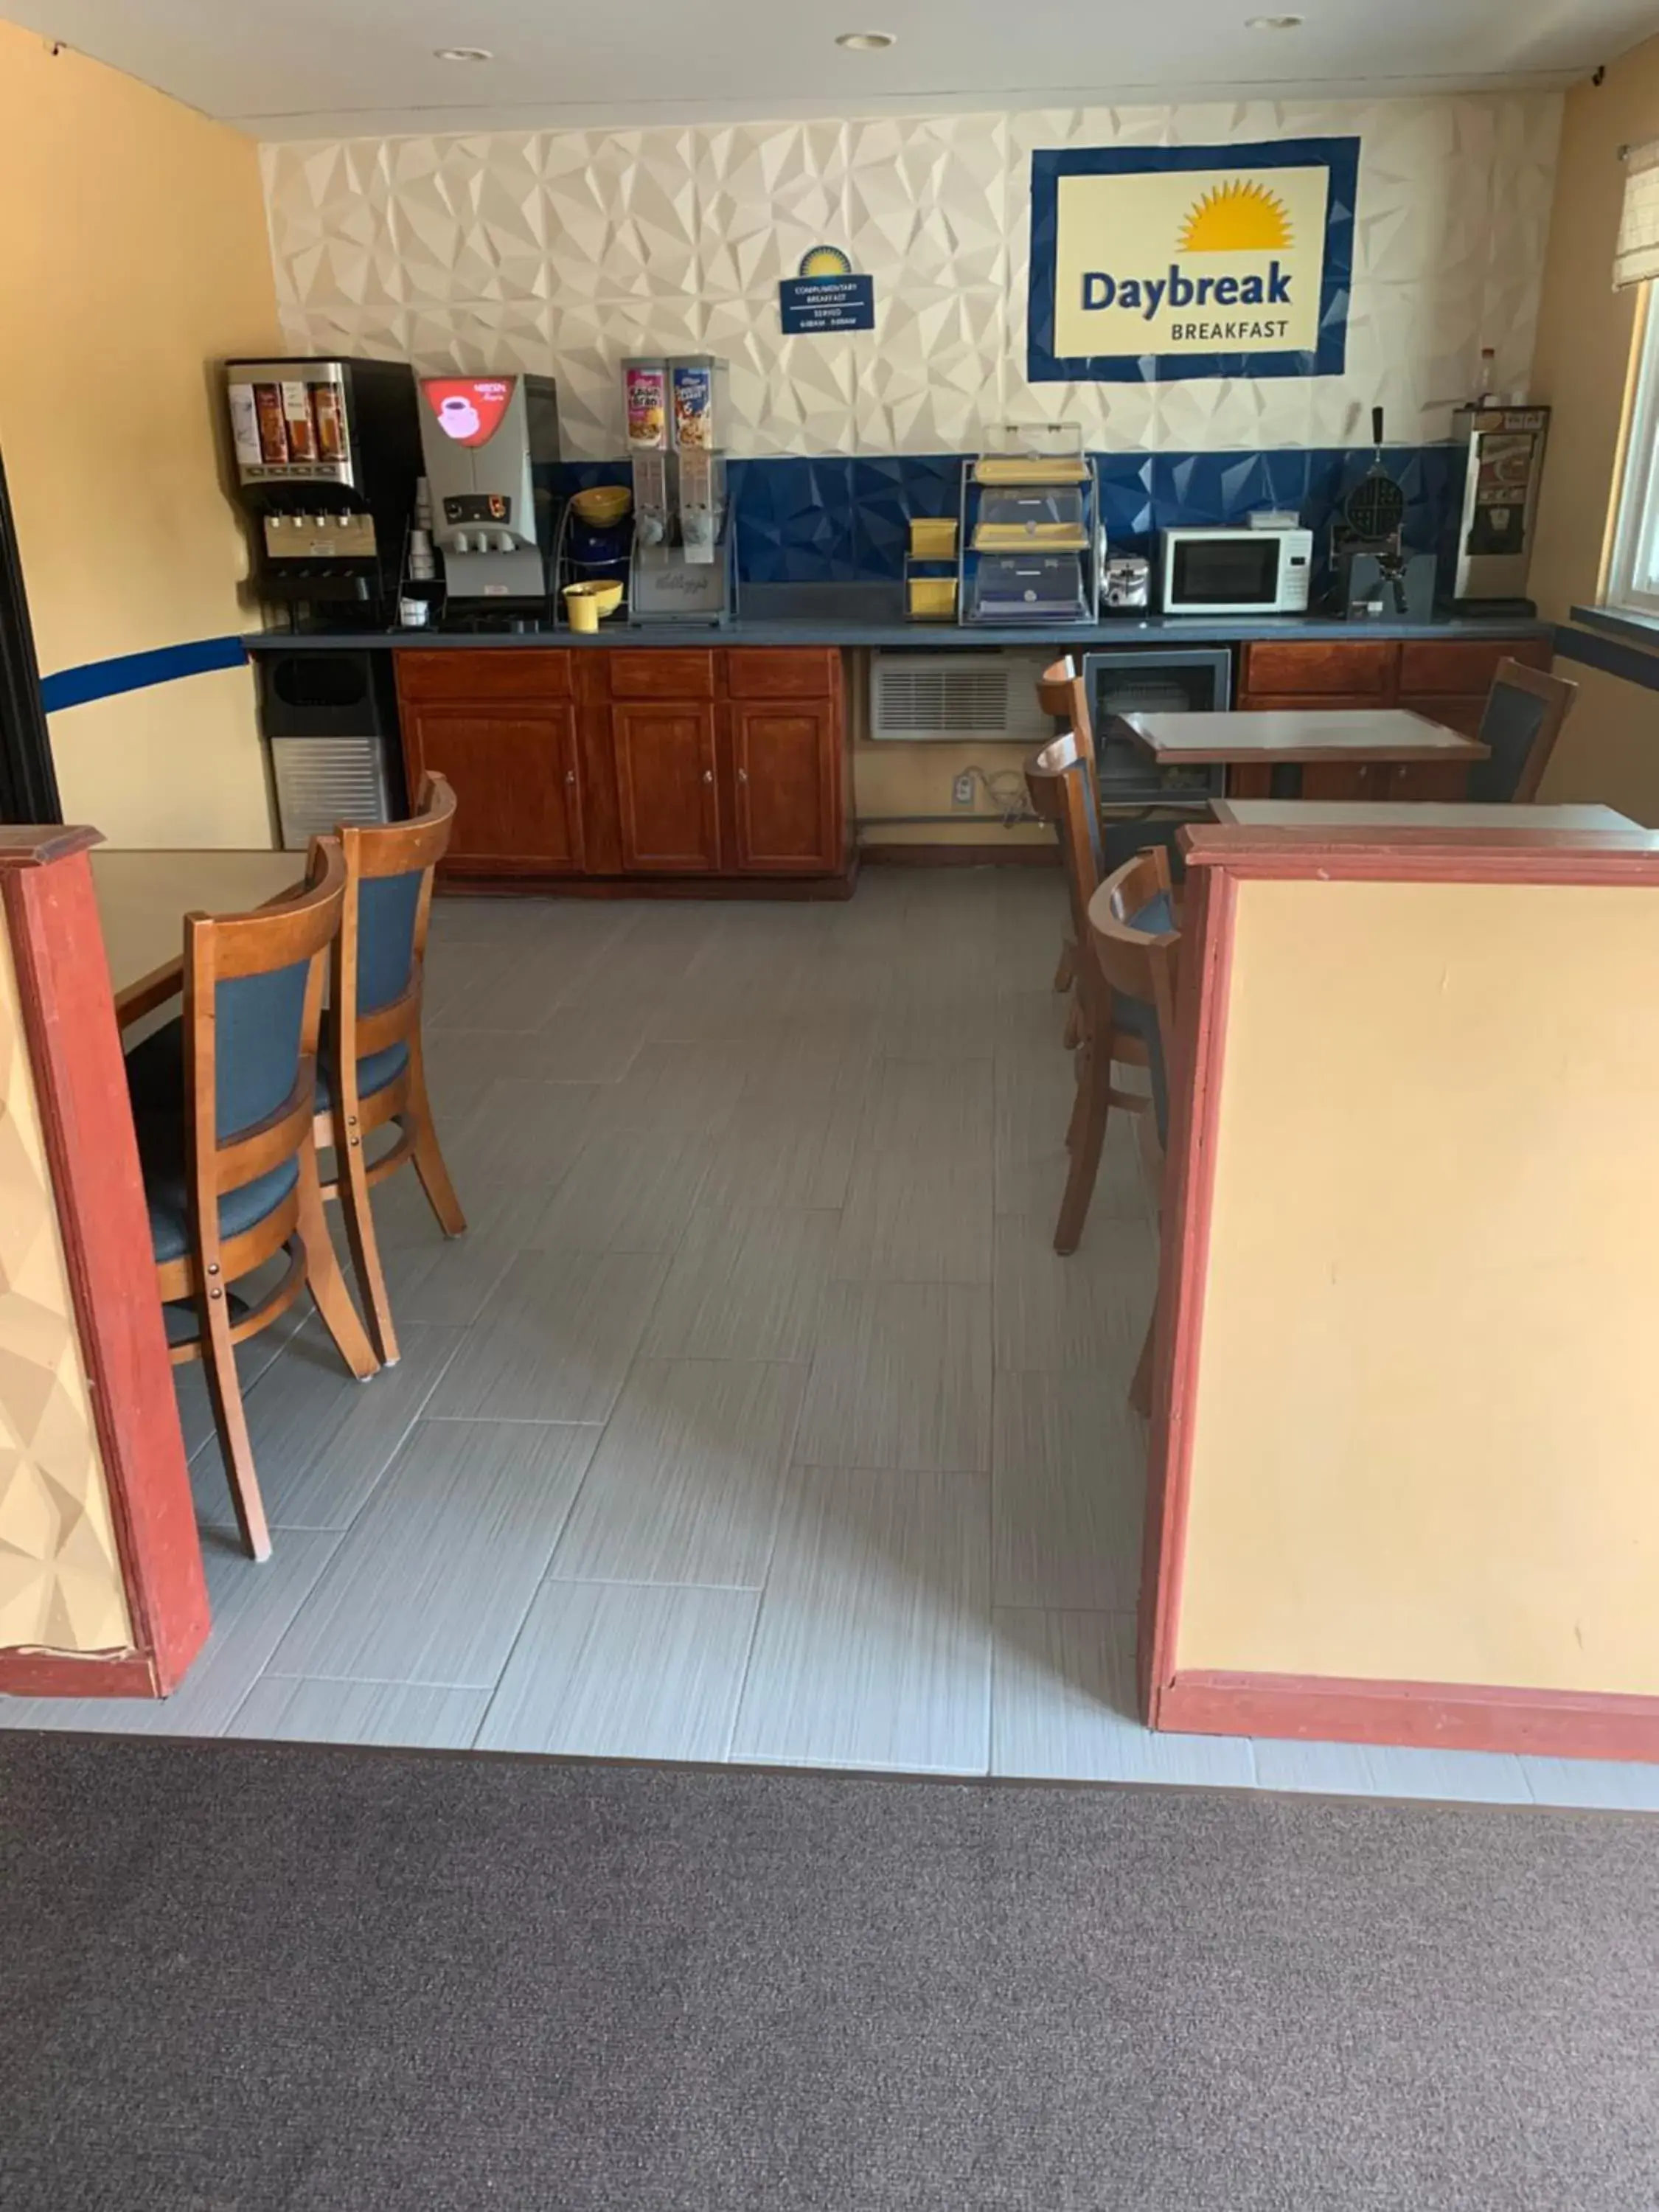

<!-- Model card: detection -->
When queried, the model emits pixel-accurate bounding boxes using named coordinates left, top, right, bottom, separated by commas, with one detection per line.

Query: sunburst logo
left=1178, top=181, right=1293, bottom=254
left=799, top=245, right=852, bottom=278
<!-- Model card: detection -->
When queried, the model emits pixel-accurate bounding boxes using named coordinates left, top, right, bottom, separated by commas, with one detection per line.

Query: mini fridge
left=1080, top=647, right=1232, bottom=806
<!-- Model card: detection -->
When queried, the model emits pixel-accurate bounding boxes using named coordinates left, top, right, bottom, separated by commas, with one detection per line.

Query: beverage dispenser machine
left=1448, top=403, right=1551, bottom=611
left=223, top=357, right=422, bottom=626
left=417, top=374, right=560, bottom=613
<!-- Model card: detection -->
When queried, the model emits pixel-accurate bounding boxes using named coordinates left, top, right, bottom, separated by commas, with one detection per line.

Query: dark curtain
left=0, top=445, right=60, bottom=825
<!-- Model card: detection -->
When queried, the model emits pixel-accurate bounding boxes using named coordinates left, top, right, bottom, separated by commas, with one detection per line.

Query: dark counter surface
left=243, top=584, right=1552, bottom=654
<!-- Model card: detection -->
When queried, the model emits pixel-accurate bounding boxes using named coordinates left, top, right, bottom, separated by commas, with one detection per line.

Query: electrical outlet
left=951, top=771, right=976, bottom=811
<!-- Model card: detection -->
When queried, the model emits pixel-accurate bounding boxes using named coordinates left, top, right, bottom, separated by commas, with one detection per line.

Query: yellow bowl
left=571, top=484, right=633, bottom=528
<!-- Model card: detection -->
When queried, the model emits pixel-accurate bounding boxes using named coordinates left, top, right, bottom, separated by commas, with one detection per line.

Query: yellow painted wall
left=0, top=23, right=281, bottom=846
left=1178, top=874, right=1659, bottom=1696
left=1531, top=32, right=1659, bottom=818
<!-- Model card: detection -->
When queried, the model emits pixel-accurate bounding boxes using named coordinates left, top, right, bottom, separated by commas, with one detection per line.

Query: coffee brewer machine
left=416, top=374, right=560, bottom=613
left=223, top=358, right=421, bottom=627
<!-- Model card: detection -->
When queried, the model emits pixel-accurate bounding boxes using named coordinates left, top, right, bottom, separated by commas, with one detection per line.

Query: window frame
left=1605, top=288, right=1659, bottom=620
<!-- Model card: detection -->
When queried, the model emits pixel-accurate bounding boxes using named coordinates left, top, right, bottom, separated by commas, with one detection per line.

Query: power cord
left=961, top=765, right=1038, bottom=825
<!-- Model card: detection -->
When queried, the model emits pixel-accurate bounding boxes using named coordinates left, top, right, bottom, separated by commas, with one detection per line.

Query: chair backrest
left=1465, top=660, right=1579, bottom=804
left=182, top=839, right=345, bottom=1231
left=1024, top=730, right=1101, bottom=946
left=1088, top=845, right=1181, bottom=1148
left=330, top=772, right=457, bottom=1074
left=1037, top=653, right=1099, bottom=817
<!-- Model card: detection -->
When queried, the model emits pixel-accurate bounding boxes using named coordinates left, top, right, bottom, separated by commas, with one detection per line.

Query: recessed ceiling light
left=835, top=31, right=897, bottom=50
left=1245, top=13, right=1304, bottom=26
left=434, top=46, right=493, bottom=62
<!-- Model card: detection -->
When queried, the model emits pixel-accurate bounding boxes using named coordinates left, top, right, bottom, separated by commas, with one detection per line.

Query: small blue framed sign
left=1027, top=136, right=1359, bottom=384
left=779, top=246, right=876, bottom=335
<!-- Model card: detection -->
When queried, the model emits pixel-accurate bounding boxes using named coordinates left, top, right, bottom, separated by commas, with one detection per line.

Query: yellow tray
left=973, top=524, right=1089, bottom=552
left=909, top=518, right=959, bottom=560
left=973, top=456, right=1090, bottom=486
left=908, top=576, right=958, bottom=619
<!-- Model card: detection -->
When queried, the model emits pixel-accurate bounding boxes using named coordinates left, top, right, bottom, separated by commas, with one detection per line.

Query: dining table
left=1210, top=799, right=1640, bottom=831
left=90, top=846, right=304, bottom=1029
left=1120, top=706, right=1489, bottom=801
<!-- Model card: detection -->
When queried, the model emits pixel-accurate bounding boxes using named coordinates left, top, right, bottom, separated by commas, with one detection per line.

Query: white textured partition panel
left=262, top=94, right=1561, bottom=459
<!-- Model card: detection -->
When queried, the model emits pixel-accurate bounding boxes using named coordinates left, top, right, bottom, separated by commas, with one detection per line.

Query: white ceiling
left=10, top=0, right=1658, bottom=139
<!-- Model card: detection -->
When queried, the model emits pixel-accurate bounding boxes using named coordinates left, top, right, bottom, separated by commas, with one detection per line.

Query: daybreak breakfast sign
left=1027, top=137, right=1359, bottom=383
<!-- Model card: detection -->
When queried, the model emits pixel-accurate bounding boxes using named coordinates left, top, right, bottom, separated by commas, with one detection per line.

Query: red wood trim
left=0, top=824, right=102, bottom=867
left=1137, top=860, right=1238, bottom=1728
left=1161, top=1669, right=1659, bottom=1764
left=2, top=852, right=209, bottom=1694
left=1180, top=823, right=1659, bottom=883
left=0, top=1647, right=157, bottom=1699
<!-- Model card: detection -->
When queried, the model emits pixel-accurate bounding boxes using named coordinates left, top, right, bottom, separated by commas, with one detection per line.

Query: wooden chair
left=314, top=771, right=466, bottom=1368
left=1024, top=730, right=1107, bottom=1051
left=125, top=841, right=378, bottom=1561
left=1036, top=658, right=1098, bottom=995
left=1054, top=845, right=1180, bottom=1260
left=1465, top=659, right=1578, bottom=802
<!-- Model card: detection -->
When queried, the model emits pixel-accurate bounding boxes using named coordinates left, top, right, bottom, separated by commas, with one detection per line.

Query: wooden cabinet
left=612, top=701, right=722, bottom=873
left=395, top=644, right=846, bottom=891
left=731, top=700, right=841, bottom=873
left=1237, top=633, right=1554, bottom=803
left=1299, top=761, right=1390, bottom=801
left=398, top=648, right=584, bottom=875
left=405, top=709, right=585, bottom=874
left=1241, top=635, right=1552, bottom=726
left=1242, top=639, right=1394, bottom=697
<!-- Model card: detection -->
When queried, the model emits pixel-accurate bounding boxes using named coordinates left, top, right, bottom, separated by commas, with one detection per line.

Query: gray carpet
left=4, top=1733, right=1658, bottom=2210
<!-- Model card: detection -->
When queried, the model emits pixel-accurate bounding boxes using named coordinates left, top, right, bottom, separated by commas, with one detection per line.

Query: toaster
left=1102, top=556, right=1151, bottom=611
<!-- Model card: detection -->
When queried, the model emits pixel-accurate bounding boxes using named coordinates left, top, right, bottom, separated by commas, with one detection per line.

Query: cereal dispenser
left=622, top=355, right=736, bottom=624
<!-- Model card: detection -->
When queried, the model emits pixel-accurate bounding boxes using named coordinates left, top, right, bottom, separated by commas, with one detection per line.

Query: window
left=1605, top=293, right=1659, bottom=619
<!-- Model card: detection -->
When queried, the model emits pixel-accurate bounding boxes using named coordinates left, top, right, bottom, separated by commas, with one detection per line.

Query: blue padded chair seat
left=133, top=1110, right=300, bottom=1267
left=1128, top=890, right=1175, bottom=936
left=314, top=1039, right=410, bottom=1113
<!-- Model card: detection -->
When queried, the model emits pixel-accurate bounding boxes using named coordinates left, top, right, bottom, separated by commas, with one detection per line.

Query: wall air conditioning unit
left=868, top=650, right=1057, bottom=745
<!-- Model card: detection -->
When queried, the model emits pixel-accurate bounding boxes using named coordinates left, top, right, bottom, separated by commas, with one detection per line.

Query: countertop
left=243, top=584, right=1553, bottom=654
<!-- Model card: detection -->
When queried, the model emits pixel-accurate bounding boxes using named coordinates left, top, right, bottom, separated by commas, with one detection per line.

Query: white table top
left=1211, top=801, right=1641, bottom=832
left=1121, top=709, right=1488, bottom=762
left=91, top=848, right=302, bottom=1015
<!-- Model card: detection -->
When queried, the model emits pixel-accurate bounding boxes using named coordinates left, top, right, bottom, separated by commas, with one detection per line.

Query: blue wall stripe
left=1553, top=621, right=1659, bottom=695
left=39, top=635, right=247, bottom=715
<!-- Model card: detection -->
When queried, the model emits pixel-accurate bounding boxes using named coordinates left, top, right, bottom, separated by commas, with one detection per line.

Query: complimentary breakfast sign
left=1027, top=137, right=1359, bottom=383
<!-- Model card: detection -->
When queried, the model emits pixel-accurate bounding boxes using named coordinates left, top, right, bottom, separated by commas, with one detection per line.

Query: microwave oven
left=1158, top=526, right=1313, bottom=616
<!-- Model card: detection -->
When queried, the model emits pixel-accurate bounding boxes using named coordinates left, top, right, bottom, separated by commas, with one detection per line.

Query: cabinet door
left=1379, top=759, right=1473, bottom=801
left=1399, top=692, right=1484, bottom=740
left=1300, top=761, right=1388, bottom=801
left=403, top=706, right=585, bottom=874
left=731, top=700, right=840, bottom=873
left=611, top=702, right=721, bottom=873
left=1241, top=640, right=1395, bottom=699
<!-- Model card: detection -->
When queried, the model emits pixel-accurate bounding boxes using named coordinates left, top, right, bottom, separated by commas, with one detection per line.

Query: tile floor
left=7, top=866, right=1659, bottom=1812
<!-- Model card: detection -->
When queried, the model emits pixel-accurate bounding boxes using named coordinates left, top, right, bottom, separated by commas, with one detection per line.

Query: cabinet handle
left=565, top=770, right=576, bottom=785
left=736, top=768, right=748, bottom=783
left=702, top=768, right=714, bottom=784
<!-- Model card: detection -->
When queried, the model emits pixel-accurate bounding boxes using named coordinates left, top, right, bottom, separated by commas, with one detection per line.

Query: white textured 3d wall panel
left=262, top=94, right=1562, bottom=460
